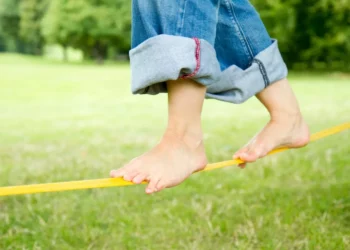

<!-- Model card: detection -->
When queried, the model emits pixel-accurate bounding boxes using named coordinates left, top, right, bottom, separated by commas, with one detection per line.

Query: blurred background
left=0, top=0, right=349, bottom=70
left=0, top=1, right=349, bottom=249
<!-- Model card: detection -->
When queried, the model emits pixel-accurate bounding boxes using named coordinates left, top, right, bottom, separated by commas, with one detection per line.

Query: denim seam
left=181, top=38, right=201, bottom=79
left=223, top=0, right=254, bottom=61
left=176, top=0, right=188, bottom=36
left=253, top=58, right=270, bottom=87
left=231, top=6, right=254, bottom=60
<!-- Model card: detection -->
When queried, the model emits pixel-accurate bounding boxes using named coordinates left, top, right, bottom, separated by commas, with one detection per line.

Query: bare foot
left=233, top=78, right=310, bottom=167
left=110, top=130, right=207, bottom=194
left=110, top=78, right=208, bottom=194
left=234, top=112, right=310, bottom=167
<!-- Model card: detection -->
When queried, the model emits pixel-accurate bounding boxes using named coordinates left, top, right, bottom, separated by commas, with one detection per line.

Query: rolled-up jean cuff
left=130, top=34, right=221, bottom=95
left=207, top=39, right=288, bottom=103
left=129, top=35, right=288, bottom=104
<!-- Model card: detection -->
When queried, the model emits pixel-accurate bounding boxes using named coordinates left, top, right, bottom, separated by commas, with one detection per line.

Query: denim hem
left=129, top=34, right=221, bottom=95
left=206, top=39, right=288, bottom=103
left=129, top=35, right=288, bottom=104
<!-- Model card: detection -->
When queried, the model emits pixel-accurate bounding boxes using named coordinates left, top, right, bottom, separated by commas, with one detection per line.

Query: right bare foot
left=110, top=130, right=207, bottom=194
left=111, top=77, right=208, bottom=194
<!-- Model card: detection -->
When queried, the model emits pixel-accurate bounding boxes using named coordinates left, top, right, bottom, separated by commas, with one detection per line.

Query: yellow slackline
left=0, top=123, right=349, bottom=197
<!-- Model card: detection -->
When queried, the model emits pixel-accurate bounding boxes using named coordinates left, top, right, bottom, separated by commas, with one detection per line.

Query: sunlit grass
left=0, top=54, right=349, bottom=249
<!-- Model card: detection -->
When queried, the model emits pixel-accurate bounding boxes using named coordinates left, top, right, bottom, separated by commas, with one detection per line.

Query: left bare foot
left=234, top=112, right=310, bottom=166
left=233, top=78, right=310, bottom=167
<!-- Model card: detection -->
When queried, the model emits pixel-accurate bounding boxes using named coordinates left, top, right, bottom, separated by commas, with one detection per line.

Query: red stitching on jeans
left=181, top=38, right=201, bottom=79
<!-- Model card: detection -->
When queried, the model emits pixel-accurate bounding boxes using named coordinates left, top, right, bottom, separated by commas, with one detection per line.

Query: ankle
left=269, top=109, right=303, bottom=125
left=257, top=78, right=303, bottom=121
left=164, top=123, right=204, bottom=151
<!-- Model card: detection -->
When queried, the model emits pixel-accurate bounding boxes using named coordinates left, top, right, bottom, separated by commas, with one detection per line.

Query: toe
left=146, top=176, right=160, bottom=194
left=123, top=170, right=140, bottom=182
left=233, top=147, right=248, bottom=159
left=240, top=151, right=259, bottom=162
left=110, top=168, right=125, bottom=178
left=120, top=159, right=143, bottom=181
left=233, top=148, right=249, bottom=168
left=132, top=173, right=147, bottom=184
left=155, top=180, right=167, bottom=192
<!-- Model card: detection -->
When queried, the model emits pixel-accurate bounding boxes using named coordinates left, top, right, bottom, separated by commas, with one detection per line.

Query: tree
left=300, top=0, right=350, bottom=68
left=41, top=0, right=69, bottom=60
left=1, top=0, right=347, bottom=69
left=19, top=0, right=49, bottom=55
left=251, top=0, right=350, bottom=69
left=42, top=0, right=131, bottom=63
left=0, top=0, right=23, bottom=52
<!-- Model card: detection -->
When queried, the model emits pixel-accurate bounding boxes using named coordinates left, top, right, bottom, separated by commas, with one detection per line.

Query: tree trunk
left=62, top=45, right=68, bottom=62
left=93, top=41, right=107, bottom=64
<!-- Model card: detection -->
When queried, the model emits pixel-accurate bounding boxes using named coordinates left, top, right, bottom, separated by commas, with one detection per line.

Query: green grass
left=0, top=54, right=349, bottom=250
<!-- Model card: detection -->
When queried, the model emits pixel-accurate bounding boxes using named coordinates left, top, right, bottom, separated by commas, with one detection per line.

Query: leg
left=234, top=79, right=310, bottom=166
left=215, top=0, right=272, bottom=70
left=220, top=1, right=310, bottom=165
left=111, top=0, right=221, bottom=194
left=110, top=79, right=207, bottom=194
left=206, top=0, right=289, bottom=103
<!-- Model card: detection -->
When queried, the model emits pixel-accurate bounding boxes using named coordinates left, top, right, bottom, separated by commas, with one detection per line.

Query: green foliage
left=0, top=0, right=22, bottom=52
left=40, top=0, right=69, bottom=60
left=251, top=0, right=350, bottom=69
left=0, top=33, right=5, bottom=51
left=301, top=0, right=350, bottom=67
left=41, top=0, right=131, bottom=61
left=19, top=0, right=49, bottom=55
left=0, top=0, right=21, bottom=38
left=0, top=0, right=48, bottom=54
left=0, top=0, right=348, bottom=68
left=251, top=0, right=296, bottom=54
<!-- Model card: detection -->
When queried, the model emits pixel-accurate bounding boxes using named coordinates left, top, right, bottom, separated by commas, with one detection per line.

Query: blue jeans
left=130, top=0, right=288, bottom=103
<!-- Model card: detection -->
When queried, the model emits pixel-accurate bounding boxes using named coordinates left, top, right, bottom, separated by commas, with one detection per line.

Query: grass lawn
left=0, top=53, right=349, bottom=250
